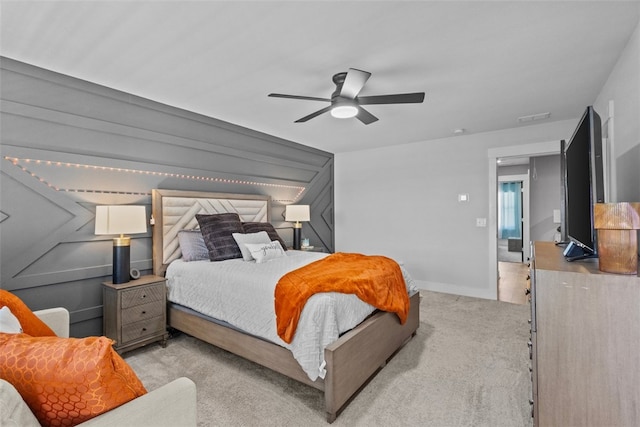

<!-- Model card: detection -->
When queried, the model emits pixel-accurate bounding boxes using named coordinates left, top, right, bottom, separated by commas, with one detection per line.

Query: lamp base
left=113, top=244, right=130, bottom=284
left=292, top=226, right=302, bottom=250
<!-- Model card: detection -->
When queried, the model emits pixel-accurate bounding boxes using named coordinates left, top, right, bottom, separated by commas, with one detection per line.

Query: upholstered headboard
left=151, top=189, right=271, bottom=276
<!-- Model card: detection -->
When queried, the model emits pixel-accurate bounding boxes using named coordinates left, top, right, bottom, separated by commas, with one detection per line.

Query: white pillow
left=243, top=240, right=286, bottom=264
left=232, top=231, right=271, bottom=261
left=0, top=306, right=23, bottom=334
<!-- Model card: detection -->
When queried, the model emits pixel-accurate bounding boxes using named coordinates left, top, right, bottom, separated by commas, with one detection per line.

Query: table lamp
left=285, top=205, right=310, bottom=250
left=95, top=205, right=147, bottom=284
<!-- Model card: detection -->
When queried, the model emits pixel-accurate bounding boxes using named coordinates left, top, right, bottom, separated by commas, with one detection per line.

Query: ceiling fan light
left=331, top=105, right=358, bottom=119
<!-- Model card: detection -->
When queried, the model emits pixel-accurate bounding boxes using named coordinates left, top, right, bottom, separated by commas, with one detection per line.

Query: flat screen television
left=563, top=106, right=604, bottom=261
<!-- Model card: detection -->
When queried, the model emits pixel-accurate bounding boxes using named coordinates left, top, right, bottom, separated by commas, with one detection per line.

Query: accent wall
left=0, top=57, right=334, bottom=337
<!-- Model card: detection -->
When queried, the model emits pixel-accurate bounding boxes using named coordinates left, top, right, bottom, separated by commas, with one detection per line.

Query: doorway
left=487, top=141, right=561, bottom=301
left=498, top=174, right=529, bottom=263
left=497, top=173, right=529, bottom=304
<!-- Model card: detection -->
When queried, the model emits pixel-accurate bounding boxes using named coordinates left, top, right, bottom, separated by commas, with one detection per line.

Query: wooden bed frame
left=151, top=189, right=420, bottom=422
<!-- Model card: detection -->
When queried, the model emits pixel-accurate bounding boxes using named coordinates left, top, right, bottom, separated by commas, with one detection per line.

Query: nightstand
left=102, top=275, right=168, bottom=354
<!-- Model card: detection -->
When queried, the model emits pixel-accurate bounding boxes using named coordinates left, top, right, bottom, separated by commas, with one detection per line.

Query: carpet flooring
left=125, top=291, right=533, bottom=426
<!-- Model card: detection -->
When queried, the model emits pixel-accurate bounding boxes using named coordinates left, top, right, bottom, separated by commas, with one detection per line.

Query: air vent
left=517, top=112, right=551, bottom=123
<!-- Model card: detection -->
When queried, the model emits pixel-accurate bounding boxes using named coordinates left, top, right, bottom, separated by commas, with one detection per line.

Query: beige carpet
left=125, top=291, right=533, bottom=426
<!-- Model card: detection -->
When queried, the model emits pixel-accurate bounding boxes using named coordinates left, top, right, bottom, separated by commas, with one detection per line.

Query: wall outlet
left=476, top=218, right=487, bottom=227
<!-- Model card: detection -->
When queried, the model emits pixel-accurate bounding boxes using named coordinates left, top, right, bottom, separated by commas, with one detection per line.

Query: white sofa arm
left=29, top=308, right=198, bottom=426
left=78, top=377, right=197, bottom=427
left=34, top=307, right=69, bottom=338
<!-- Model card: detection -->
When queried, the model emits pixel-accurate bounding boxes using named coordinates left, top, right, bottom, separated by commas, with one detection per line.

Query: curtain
left=498, top=182, right=522, bottom=239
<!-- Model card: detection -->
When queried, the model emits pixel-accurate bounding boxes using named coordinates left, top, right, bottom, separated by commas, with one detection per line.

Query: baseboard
left=413, top=279, right=496, bottom=300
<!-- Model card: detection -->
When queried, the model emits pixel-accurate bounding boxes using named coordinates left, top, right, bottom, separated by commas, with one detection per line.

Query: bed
left=151, top=189, right=420, bottom=422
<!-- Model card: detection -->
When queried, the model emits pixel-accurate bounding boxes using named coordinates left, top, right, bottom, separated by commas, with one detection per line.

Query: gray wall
left=529, top=155, right=561, bottom=242
left=0, top=57, right=334, bottom=337
left=335, top=120, right=576, bottom=299
left=593, top=15, right=639, bottom=254
left=497, top=164, right=529, bottom=176
left=594, top=15, right=639, bottom=203
left=336, top=16, right=639, bottom=300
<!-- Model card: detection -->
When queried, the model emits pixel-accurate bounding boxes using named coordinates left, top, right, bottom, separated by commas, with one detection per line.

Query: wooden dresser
left=530, top=241, right=640, bottom=426
left=103, top=275, right=168, bottom=353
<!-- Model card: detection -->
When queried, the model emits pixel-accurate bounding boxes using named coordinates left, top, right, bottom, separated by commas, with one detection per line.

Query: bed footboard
left=168, top=292, right=420, bottom=423
left=168, top=305, right=322, bottom=390
left=324, top=291, right=420, bottom=422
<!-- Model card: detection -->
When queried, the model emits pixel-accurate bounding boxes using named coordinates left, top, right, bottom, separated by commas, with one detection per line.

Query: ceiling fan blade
left=269, top=93, right=331, bottom=102
left=358, top=92, right=425, bottom=105
left=294, top=105, right=334, bottom=123
left=356, top=107, right=379, bottom=125
left=340, top=68, right=371, bottom=99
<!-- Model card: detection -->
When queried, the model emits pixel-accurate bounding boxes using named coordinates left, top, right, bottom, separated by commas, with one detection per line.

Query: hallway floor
left=498, top=261, right=529, bottom=305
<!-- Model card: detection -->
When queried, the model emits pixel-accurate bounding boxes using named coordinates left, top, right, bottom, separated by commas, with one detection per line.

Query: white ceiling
left=1, top=1, right=638, bottom=154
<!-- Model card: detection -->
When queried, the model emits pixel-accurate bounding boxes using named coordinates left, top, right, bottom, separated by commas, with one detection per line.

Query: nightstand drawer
left=121, top=301, right=164, bottom=325
left=121, top=285, right=164, bottom=308
left=122, top=316, right=165, bottom=343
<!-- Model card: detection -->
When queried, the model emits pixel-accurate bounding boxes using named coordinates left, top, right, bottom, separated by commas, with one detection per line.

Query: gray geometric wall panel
left=1, top=57, right=334, bottom=337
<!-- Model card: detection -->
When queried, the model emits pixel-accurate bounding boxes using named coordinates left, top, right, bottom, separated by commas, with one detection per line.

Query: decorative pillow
left=232, top=231, right=271, bottom=261
left=0, top=334, right=147, bottom=427
left=242, top=222, right=288, bottom=251
left=0, top=290, right=55, bottom=337
left=0, top=307, right=22, bottom=334
left=196, top=213, right=245, bottom=261
left=177, top=229, right=209, bottom=262
left=243, top=241, right=286, bottom=264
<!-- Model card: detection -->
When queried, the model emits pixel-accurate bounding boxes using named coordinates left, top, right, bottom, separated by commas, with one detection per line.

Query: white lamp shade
left=95, top=205, right=147, bottom=235
left=285, top=205, right=310, bottom=222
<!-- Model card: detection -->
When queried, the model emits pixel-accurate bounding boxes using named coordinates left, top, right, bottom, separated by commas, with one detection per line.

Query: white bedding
left=165, top=250, right=416, bottom=381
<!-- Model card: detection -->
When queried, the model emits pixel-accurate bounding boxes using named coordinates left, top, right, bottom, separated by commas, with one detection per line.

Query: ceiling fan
left=268, top=68, right=425, bottom=125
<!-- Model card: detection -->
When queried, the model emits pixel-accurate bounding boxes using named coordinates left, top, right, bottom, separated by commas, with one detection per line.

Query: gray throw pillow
left=196, top=213, right=244, bottom=261
left=177, top=230, right=209, bottom=262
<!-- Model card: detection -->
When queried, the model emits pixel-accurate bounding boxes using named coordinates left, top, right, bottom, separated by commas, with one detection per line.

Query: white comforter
left=165, top=251, right=416, bottom=381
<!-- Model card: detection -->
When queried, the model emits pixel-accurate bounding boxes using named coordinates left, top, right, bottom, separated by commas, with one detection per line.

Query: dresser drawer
left=121, top=316, right=165, bottom=343
left=121, top=301, right=164, bottom=325
left=121, top=284, right=164, bottom=308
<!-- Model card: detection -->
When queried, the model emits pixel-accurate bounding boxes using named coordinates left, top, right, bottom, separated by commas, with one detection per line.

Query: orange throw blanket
left=275, top=252, right=409, bottom=343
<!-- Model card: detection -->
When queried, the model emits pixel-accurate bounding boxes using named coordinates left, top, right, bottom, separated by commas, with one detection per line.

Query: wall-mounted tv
left=563, top=106, right=604, bottom=261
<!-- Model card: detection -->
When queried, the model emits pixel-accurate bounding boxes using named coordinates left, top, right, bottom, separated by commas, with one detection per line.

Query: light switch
left=476, top=218, right=487, bottom=227
left=458, top=194, right=469, bottom=202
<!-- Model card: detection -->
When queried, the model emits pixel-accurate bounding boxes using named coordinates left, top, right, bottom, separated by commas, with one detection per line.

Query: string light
left=3, top=156, right=306, bottom=202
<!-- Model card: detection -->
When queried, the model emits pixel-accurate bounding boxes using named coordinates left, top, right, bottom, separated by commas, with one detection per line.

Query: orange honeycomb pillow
left=0, top=333, right=147, bottom=427
left=0, top=290, right=55, bottom=337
